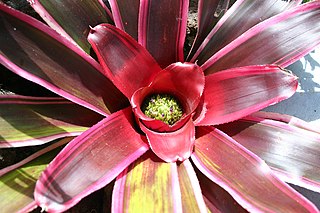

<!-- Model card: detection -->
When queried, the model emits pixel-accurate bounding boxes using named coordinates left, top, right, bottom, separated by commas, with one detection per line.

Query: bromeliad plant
left=1, top=0, right=320, bottom=212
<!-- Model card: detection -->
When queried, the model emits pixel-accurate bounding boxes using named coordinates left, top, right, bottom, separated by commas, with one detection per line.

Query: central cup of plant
left=130, top=62, right=205, bottom=162
left=142, top=94, right=183, bottom=125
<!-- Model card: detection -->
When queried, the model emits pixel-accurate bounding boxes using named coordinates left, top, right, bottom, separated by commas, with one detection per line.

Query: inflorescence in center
left=142, top=94, right=183, bottom=125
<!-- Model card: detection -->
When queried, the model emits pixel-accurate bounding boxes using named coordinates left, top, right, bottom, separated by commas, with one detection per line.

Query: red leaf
left=0, top=4, right=127, bottom=115
left=191, top=0, right=301, bottom=66
left=195, top=65, right=297, bottom=125
left=131, top=62, right=204, bottom=132
left=217, top=112, right=320, bottom=193
left=202, top=1, right=320, bottom=74
left=88, top=24, right=162, bottom=99
left=34, top=108, right=149, bottom=212
left=109, top=0, right=139, bottom=40
left=28, top=0, right=113, bottom=53
left=139, top=0, right=188, bottom=67
left=140, top=118, right=195, bottom=162
left=192, top=126, right=319, bottom=212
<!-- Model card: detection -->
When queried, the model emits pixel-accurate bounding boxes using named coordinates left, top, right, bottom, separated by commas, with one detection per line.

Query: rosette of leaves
left=0, top=0, right=320, bottom=212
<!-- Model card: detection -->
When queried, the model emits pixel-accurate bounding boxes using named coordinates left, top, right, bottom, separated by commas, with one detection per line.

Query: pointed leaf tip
left=88, top=24, right=162, bottom=99
left=195, top=65, right=298, bottom=126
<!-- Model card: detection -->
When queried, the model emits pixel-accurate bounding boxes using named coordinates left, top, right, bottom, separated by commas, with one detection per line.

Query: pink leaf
left=195, top=65, right=297, bottom=125
left=0, top=4, right=128, bottom=115
left=195, top=164, right=247, bottom=212
left=28, top=0, right=112, bottom=53
left=177, top=159, right=207, bottom=213
left=202, top=1, right=320, bottom=74
left=253, top=111, right=320, bottom=134
left=187, top=0, right=230, bottom=60
left=88, top=24, right=162, bottom=99
left=109, top=0, right=140, bottom=40
left=191, top=0, right=301, bottom=65
left=192, top=126, right=319, bottom=212
left=217, top=113, right=320, bottom=193
left=34, top=108, right=149, bottom=212
left=139, top=0, right=188, bottom=67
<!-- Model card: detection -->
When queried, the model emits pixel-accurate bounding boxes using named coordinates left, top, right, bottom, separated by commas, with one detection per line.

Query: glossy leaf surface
left=177, top=160, right=207, bottom=213
left=88, top=24, right=162, bottom=99
left=217, top=114, right=320, bottom=193
left=192, top=127, right=318, bottom=212
left=192, top=0, right=301, bottom=65
left=0, top=138, right=70, bottom=213
left=109, top=0, right=139, bottom=40
left=0, top=96, right=102, bottom=147
left=195, top=65, right=297, bottom=125
left=29, top=0, right=112, bottom=53
left=194, top=165, right=247, bottom=213
left=35, top=108, right=149, bottom=212
left=112, top=152, right=182, bottom=212
left=253, top=111, right=320, bottom=134
left=131, top=62, right=204, bottom=132
left=140, top=118, right=195, bottom=162
left=203, top=1, right=320, bottom=74
left=0, top=4, right=126, bottom=114
left=139, top=0, right=188, bottom=67
left=187, top=0, right=230, bottom=60
left=0, top=4, right=128, bottom=115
